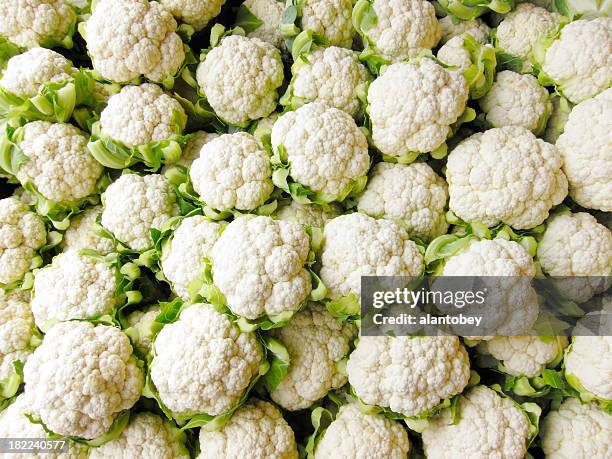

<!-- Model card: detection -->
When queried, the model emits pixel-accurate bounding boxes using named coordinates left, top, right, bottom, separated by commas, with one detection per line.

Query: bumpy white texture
left=0, top=48, right=72, bottom=98
left=314, top=403, right=410, bottom=459
left=565, top=336, right=612, bottom=401
left=347, top=336, right=470, bottom=417
left=85, top=0, right=185, bottom=83
left=291, top=46, right=370, bottom=116
left=31, top=251, right=117, bottom=328
left=478, top=336, right=567, bottom=377
left=151, top=304, right=263, bottom=415
left=275, top=201, right=342, bottom=228
left=556, top=88, right=612, bottom=211
left=210, top=216, right=311, bottom=320
left=0, top=0, right=75, bottom=48
left=480, top=71, right=552, bottom=133
left=161, top=215, right=221, bottom=299
left=538, top=212, right=612, bottom=303
left=190, top=132, right=274, bottom=211
left=196, top=35, right=284, bottom=125
left=17, top=121, right=103, bottom=203
left=89, top=412, right=188, bottom=459
left=436, top=35, right=473, bottom=72
left=438, top=16, right=490, bottom=44
left=0, top=288, right=36, bottom=381
left=243, top=0, right=284, bottom=48
left=421, top=385, right=530, bottom=459
left=300, top=0, right=353, bottom=48
left=61, top=206, right=115, bottom=255
left=101, top=174, right=179, bottom=251
left=496, top=3, right=562, bottom=73
left=357, top=162, right=448, bottom=242
left=197, top=399, right=298, bottom=459
left=541, top=18, right=612, bottom=104
left=367, top=59, right=468, bottom=157
left=163, top=131, right=218, bottom=171
left=100, top=83, right=186, bottom=148
left=446, top=126, right=568, bottom=229
left=0, top=197, right=46, bottom=285
left=159, top=0, right=226, bottom=30
left=541, top=398, right=612, bottom=458
left=269, top=303, right=355, bottom=410
left=320, top=213, right=423, bottom=299
left=361, top=0, right=440, bottom=61
left=23, top=322, right=143, bottom=439
left=271, top=103, right=370, bottom=200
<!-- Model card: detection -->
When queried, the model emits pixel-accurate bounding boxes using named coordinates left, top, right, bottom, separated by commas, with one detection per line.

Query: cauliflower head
left=438, top=16, right=490, bottom=44
left=555, top=88, right=612, bottom=211
left=163, top=131, right=218, bottom=171
left=446, top=126, right=568, bottom=229
left=269, top=303, right=355, bottom=411
left=190, top=132, right=274, bottom=212
left=271, top=103, right=370, bottom=202
left=0, top=197, right=46, bottom=286
left=320, top=213, right=424, bottom=299
left=436, top=34, right=475, bottom=72
left=61, top=206, right=115, bottom=256
left=159, top=0, right=226, bottom=31
left=196, top=35, right=284, bottom=126
left=210, top=216, right=311, bottom=321
left=564, top=336, right=612, bottom=401
left=197, top=399, right=298, bottom=459
left=357, top=162, right=449, bottom=243
left=161, top=215, right=222, bottom=299
left=314, top=403, right=410, bottom=459
left=421, top=385, right=531, bottom=459
left=151, top=303, right=263, bottom=416
left=101, top=173, right=179, bottom=251
left=347, top=335, right=470, bottom=417
left=300, top=0, right=353, bottom=48
left=367, top=59, right=468, bottom=158
left=23, top=321, right=143, bottom=439
left=275, top=201, right=342, bottom=228
left=480, top=70, right=552, bottom=134
left=84, top=0, right=185, bottom=84
left=241, top=0, right=285, bottom=48
left=125, top=305, right=160, bottom=356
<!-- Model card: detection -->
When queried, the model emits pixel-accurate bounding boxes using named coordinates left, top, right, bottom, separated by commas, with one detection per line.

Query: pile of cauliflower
left=0, top=0, right=610, bottom=457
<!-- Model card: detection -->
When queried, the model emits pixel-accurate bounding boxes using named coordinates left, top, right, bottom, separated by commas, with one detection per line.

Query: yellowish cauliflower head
left=275, top=201, right=343, bottom=228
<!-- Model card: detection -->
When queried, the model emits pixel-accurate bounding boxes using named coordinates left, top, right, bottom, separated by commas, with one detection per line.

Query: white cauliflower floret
left=31, top=251, right=117, bottom=329
left=242, top=0, right=285, bottom=48
left=347, top=335, right=470, bottom=417
left=436, top=34, right=473, bottom=72
left=478, top=336, right=567, bottom=377
left=0, top=197, right=46, bottom=286
left=537, top=212, right=612, bottom=303
left=190, top=132, right=274, bottom=212
left=480, top=70, right=552, bottom=133
left=438, top=16, right=490, bottom=44
left=159, top=0, right=226, bottom=31
left=99, top=84, right=186, bottom=148
left=496, top=3, right=563, bottom=73
left=16, top=121, right=103, bottom=204
left=421, top=385, right=531, bottom=459
left=320, top=213, right=424, bottom=299
left=151, top=303, right=263, bottom=416
left=357, top=162, right=448, bottom=243
left=555, top=88, right=611, bottom=211
left=125, top=305, right=160, bottom=356
left=275, top=201, right=342, bottom=228
left=210, top=216, right=311, bottom=320
left=101, top=173, right=179, bottom=251
left=89, top=412, right=188, bottom=459
left=288, top=46, right=371, bottom=116
left=197, top=399, right=298, bottom=459
left=0, top=48, right=72, bottom=98
left=541, top=398, right=612, bottom=458
left=163, top=131, right=218, bottom=171
left=0, top=0, right=75, bottom=49
left=196, top=35, right=284, bottom=126
left=565, top=336, right=612, bottom=401
left=446, top=126, right=568, bottom=229
left=367, top=59, right=468, bottom=158
left=540, top=18, right=612, bottom=104
left=300, top=0, right=353, bottom=48
left=271, top=103, right=370, bottom=202
left=0, top=288, right=37, bottom=382
left=314, top=403, right=410, bottom=459
left=23, top=321, right=143, bottom=439
left=269, top=303, right=355, bottom=411
left=161, top=215, right=221, bottom=299
left=61, top=207, right=115, bottom=255
left=84, top=0, right=185, bottom=84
